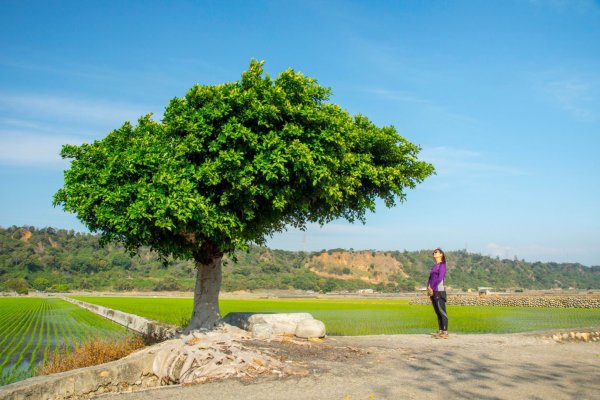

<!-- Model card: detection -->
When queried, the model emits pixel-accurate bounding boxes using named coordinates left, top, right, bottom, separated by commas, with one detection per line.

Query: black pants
left=430, top=291, right=448, bottom=331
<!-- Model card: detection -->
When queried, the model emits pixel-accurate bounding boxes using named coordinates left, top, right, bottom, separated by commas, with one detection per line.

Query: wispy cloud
left=0, top=92, right=153, bottom=126
left=0, top=130, right=83, bottom=167
left=0, top=93, right=160, bottom=167
left=421, top=146, right=525, bottom=179
left=0, top=59, right=114, bottom=82
left=544, top=79, right=597, bottom=122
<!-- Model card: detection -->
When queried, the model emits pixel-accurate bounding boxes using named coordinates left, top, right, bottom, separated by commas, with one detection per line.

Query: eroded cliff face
left=305, top=251, right=408, bottom=284
left=18, top=229, right=32, bottom=242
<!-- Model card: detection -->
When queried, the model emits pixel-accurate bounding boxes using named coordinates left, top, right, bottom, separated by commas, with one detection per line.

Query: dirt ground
left=101, top=331, right=600, bottom=400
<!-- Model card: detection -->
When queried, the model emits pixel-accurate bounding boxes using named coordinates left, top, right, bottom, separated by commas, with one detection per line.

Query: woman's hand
left=427, top=286, right=433, bottom=296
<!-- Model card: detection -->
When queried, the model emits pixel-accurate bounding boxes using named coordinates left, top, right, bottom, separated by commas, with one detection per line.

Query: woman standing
left=427, top=248, right=448, bottom=339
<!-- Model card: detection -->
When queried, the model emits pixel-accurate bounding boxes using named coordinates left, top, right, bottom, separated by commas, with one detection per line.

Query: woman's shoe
left=434, top=331, right=449, bottom=339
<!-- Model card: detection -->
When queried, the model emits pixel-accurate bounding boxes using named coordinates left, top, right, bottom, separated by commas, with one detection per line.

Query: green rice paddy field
left=0, top=297, right=130, bottom=386
left=74, top=296, right=600, bottom=336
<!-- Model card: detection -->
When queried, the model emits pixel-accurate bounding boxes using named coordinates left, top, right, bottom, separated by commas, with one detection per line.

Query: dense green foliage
left=0, top=297, right=128, bottom=386
left=52, top=60, right=434, bottom=261
left=75, top=296, right=600, bottom=335
left=1, top=226, right=599, bottom=293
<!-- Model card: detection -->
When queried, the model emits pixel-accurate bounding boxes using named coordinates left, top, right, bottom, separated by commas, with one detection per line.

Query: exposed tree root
left=153, top=324, right=306, bottom=385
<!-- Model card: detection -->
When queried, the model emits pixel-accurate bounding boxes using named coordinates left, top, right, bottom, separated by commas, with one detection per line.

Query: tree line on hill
left=1, top=226, right=599, bottom=294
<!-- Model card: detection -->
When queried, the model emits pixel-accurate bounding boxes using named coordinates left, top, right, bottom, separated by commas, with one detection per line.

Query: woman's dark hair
left=433, top=248, right=446, bottom=263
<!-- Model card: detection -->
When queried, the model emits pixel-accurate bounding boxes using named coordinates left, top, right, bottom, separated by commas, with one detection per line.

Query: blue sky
left=1, top=0, right=599, bottom=266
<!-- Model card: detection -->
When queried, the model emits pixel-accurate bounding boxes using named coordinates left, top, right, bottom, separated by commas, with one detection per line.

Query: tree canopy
left=53, top=60, right=435, bottom=329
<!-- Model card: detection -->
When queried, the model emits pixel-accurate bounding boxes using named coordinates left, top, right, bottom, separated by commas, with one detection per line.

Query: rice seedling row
left=0, top=304, right=37, bottom=350
left=0, top=298, right=130, bottom=386
left=0, top=300, right=44, bottom=384
left=0, top=301, right=29, bottom=330
left=9, top=301, right=48, bottom=381
left=0, top=300, right=41, bottom=369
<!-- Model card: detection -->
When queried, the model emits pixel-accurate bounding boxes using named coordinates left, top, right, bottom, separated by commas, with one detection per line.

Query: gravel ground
left=98, top=332, right=600, bottom=400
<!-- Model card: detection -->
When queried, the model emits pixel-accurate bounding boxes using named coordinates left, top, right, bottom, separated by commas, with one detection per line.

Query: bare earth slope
left=103, top=332, right=600, bottom=400
left=307, top=250, right=408, bottom=283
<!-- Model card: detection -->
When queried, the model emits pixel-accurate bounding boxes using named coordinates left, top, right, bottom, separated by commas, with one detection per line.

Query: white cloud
left=0, top=130, right=84, bottom=167
left=0, top=92, right=153, bottom=126
left=0, top=93, right=161, bottom=167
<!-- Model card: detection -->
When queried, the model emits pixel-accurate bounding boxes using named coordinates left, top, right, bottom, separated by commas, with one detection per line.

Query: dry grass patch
left=39, top=336, right=146, bottom=375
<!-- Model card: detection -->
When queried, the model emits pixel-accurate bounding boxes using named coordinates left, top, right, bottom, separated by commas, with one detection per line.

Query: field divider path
left=61, top=297, right=177, bottom=341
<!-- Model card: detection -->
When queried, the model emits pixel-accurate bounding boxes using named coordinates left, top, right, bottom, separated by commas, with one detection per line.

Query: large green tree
left=54, top=61, right=435, bottom=330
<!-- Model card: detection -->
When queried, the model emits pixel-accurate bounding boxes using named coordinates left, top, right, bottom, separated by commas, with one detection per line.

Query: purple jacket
left=428, top=262, right=446, bottom=292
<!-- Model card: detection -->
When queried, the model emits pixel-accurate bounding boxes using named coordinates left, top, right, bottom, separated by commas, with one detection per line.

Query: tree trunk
left=186, top=244, right=224, bottom=332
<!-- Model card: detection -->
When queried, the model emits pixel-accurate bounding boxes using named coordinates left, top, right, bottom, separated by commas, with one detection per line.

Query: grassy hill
left=1, top=225, right=599, bottom=293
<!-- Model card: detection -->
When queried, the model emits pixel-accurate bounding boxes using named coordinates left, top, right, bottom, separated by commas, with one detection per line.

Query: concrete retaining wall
left=62, top=297, right=177, bottom=341
left=0, top=346, right=160, bottom=400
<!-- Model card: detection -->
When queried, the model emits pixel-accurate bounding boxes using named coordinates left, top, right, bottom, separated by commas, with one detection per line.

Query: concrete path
left=99, top=333, right=600, bottom=400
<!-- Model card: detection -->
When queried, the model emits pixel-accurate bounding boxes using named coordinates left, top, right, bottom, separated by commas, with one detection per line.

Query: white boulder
left=295, top=318, right=326, bottom=338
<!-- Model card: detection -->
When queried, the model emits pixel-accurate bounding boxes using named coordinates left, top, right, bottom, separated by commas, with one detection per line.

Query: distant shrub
left=3, top=278, right=29, bottom=295
left=153, top=277, right=181, bottom=291
left=115, top=281, right=134, bottom=291
left=47, top=283, right=70, bottom=292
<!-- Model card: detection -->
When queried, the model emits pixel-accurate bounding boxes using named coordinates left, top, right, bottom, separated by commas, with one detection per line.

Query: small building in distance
left=478, top=287, right=493, bottom=296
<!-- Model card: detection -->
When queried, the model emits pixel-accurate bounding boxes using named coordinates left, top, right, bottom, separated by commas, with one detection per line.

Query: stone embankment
left=409, top=294, right=600, bottom=308
left=542, top=330, right=600, bottom=343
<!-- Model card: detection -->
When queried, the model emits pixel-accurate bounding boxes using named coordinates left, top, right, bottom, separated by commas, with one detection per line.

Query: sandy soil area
left=101, top=332, right=600, bottom=400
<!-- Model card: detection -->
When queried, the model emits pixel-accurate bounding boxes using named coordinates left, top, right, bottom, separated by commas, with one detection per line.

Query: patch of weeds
left=38, top=335, right=146, bottom=375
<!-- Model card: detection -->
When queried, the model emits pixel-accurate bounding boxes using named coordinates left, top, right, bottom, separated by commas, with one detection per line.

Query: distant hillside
left=1, top=226, right=599, bottom=294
